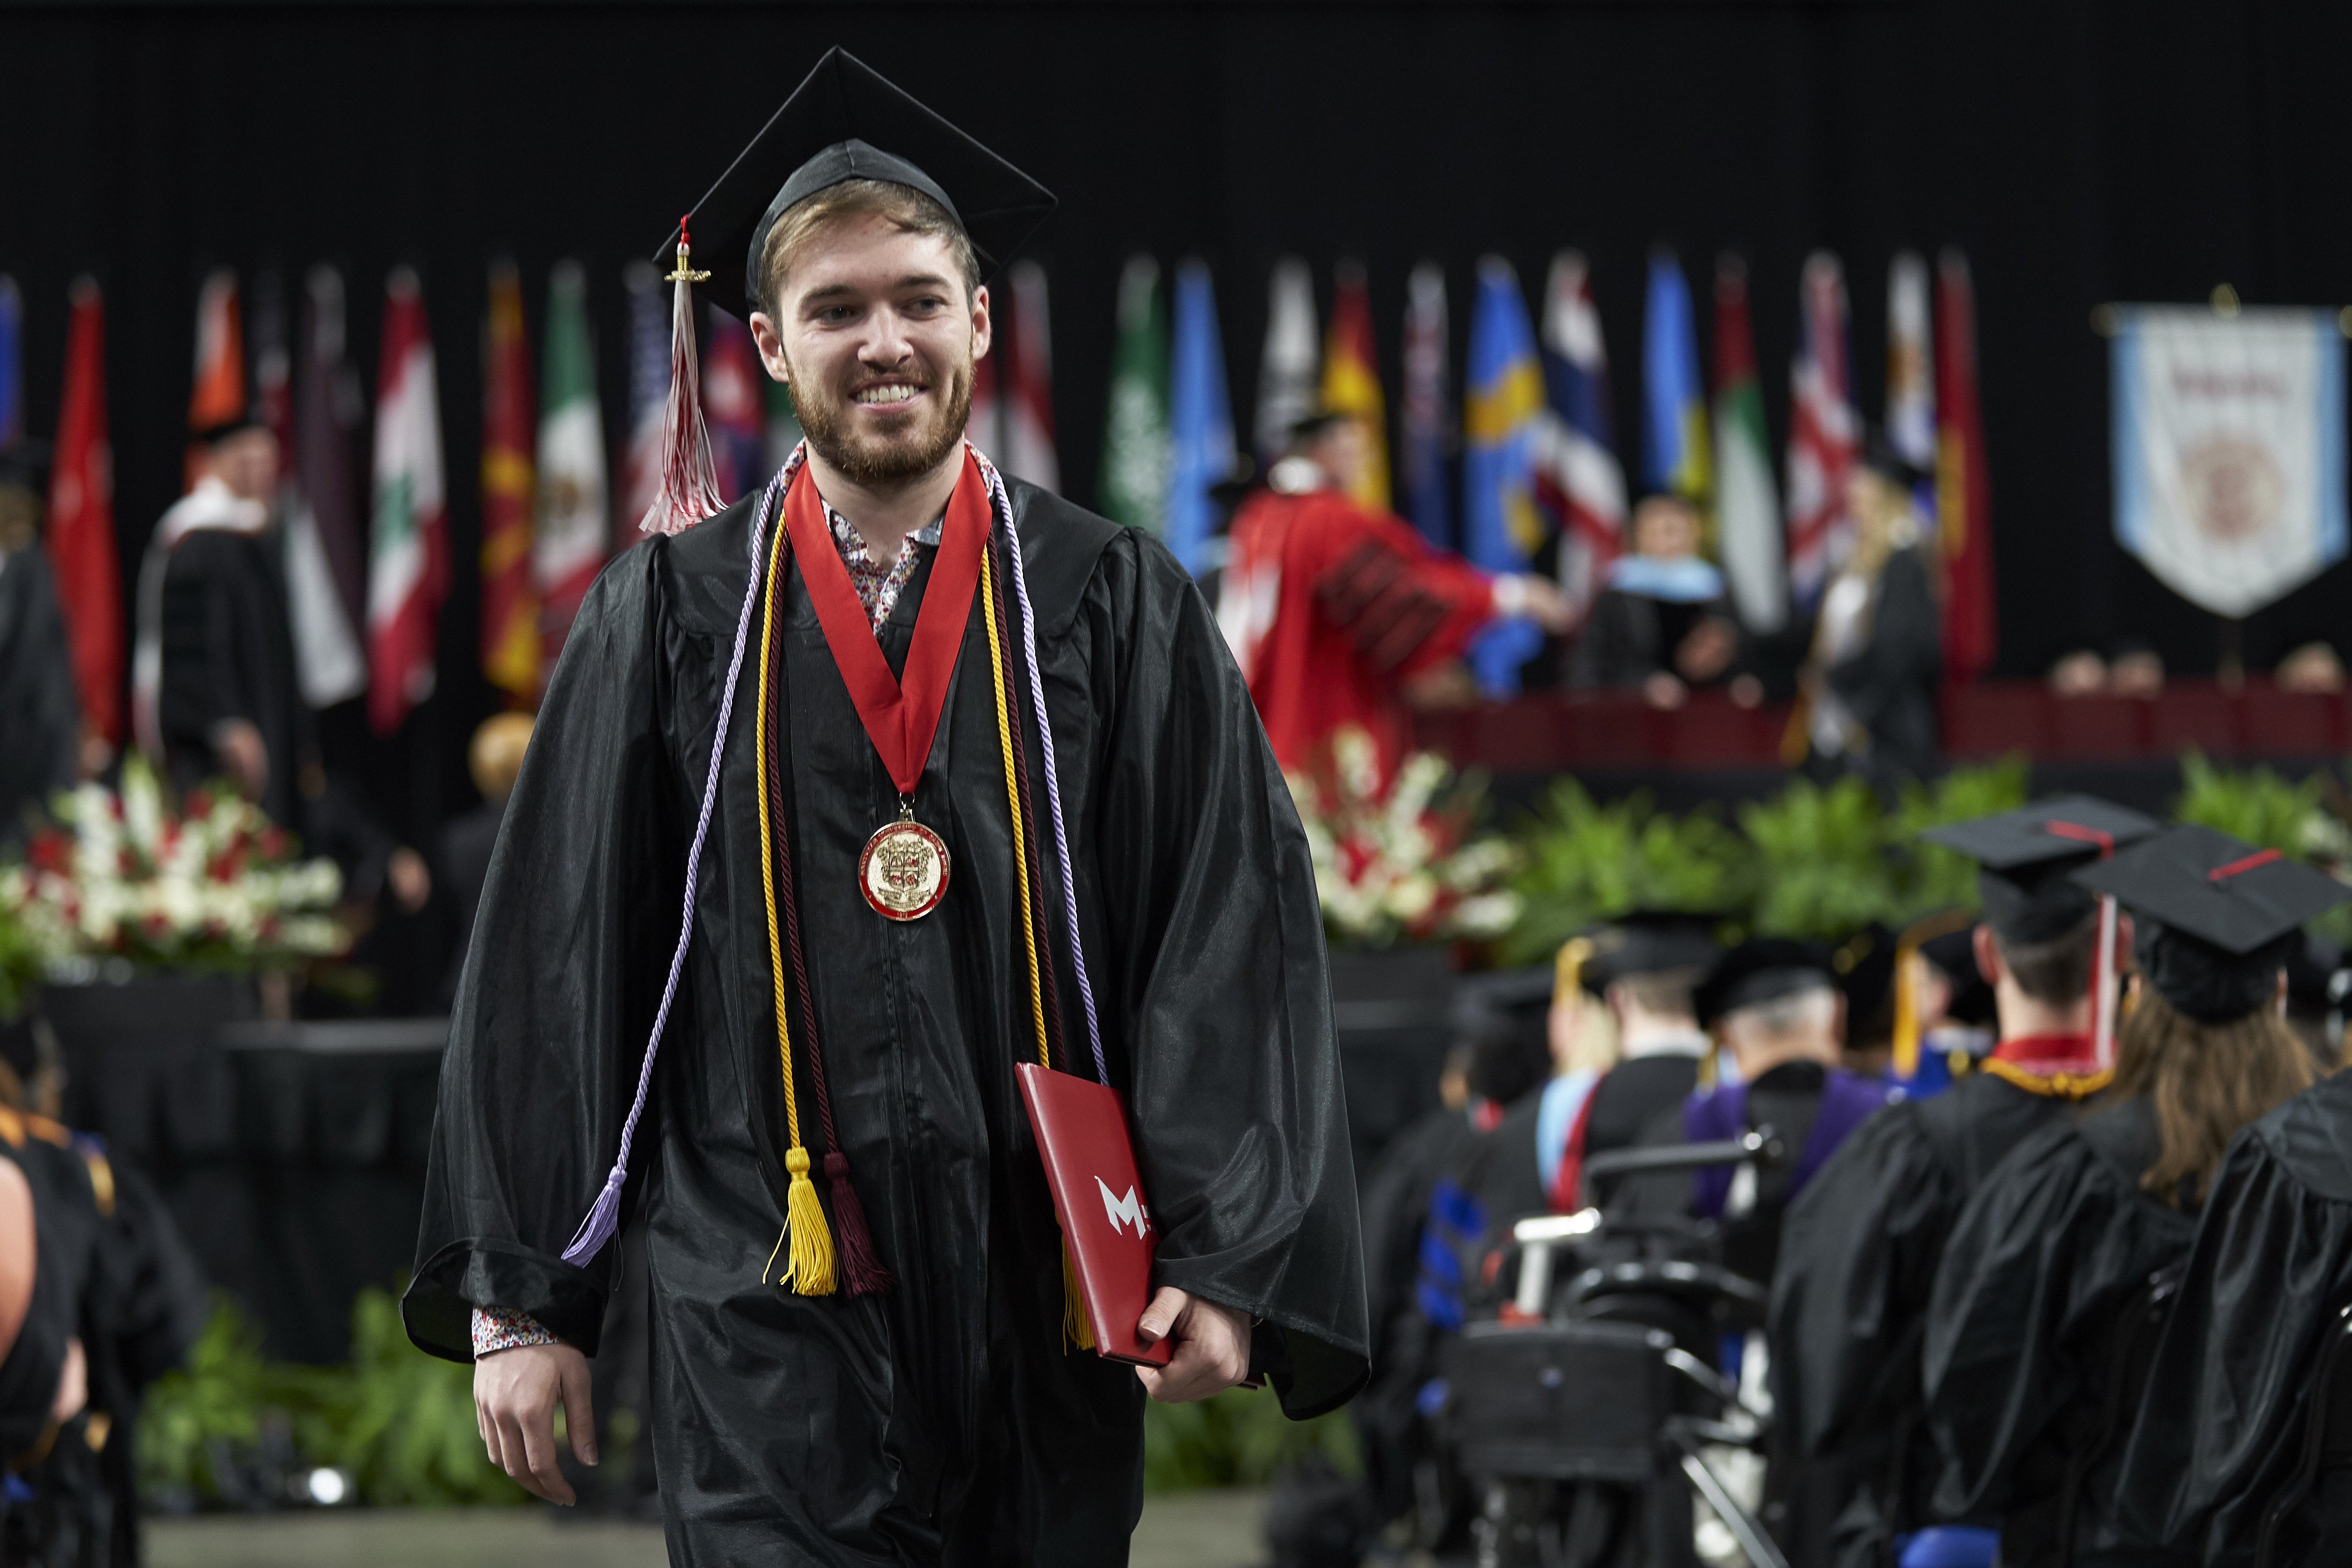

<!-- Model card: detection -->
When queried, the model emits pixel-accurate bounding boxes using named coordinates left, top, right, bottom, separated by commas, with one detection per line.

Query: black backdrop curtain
left=5, top=0, right=2352, bottom=850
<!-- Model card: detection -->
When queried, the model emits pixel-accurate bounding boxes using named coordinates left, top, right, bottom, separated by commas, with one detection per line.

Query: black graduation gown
left=1816, top=544, right=1941, bottom=792
left=1922, top=1099, right=2201, bottom=1567
left=1769, top=1071, right=2090, bottom=1548
left=2113, top=1070, right=2352, bottom=1566
left=404, top=480, right=1368, bottom=1566
left=157, top=529, right=306, bottom=826
left=1463, top=1055, right=1704, bottom=1232
left=0, top=541, right=80, bottom=845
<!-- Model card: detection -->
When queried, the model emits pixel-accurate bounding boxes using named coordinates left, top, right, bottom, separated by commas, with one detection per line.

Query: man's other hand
left=474, top=1339, right=596, bottom=1504
left=1133, top=1287, right=1253, bottom=1403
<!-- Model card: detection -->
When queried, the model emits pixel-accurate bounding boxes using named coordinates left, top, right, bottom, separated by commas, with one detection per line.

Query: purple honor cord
left=986, top=462, right=1110, bottom=1085
left=560, top=463, right=789, bottom=1268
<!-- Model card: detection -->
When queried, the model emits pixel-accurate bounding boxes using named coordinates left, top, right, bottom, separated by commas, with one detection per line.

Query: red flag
left=185, top=269, right=243, bottom=490
left=1935, top=250, right=1995, bottom=681
left=480, top=260, right=539, bottom=703
left=47, top=278, right=122, bottom=749
left=1785, top=253, right=1859, bottom=606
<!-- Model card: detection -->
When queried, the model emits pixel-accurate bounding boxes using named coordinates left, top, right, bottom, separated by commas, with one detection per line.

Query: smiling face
left=749, top=209, right=990, bottom=489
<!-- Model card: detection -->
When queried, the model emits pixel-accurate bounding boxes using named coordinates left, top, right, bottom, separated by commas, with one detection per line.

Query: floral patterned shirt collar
left=823, top=501, right=944, bottom=634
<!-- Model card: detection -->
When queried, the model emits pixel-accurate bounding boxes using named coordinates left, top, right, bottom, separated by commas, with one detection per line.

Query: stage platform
left=1413, top=677, right=2352, bottom=815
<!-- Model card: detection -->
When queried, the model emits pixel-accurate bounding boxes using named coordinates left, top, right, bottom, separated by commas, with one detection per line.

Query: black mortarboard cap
left=657, top=48, right=1056, bottom=322
left=1833, top=923, right=1899, bottom=1044
left=1694, top=937, right=1837, bottom=1029
left=2074, top=823, right=2352, bottom=1024
left=1919, top=795, right=2162, bottom=945
left=1582, top=911, right=1723, bottom=994
left=192, top=412, right=269, bottom=447
left=1856, top=425, right=1930, bottom=490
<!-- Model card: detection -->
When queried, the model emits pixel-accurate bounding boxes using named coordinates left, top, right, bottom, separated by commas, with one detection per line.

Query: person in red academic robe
left=1217, top=410, right=1571, bottom=785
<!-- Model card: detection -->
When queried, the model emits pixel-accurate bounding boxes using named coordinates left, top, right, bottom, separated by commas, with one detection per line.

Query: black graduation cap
left=1832, top=922, right=1899, bottom=1044
left=1855, top=425, right=1930, bottom=490
left=190, top=412, right=270, bottom=447
left=656, top=47, right=1057, bottom=322
left=2073, top=823, right=2352, bottom=1024
left=1919, top=795, right=2162, bottom=945
left=1582, top=911, right=1724, bottom=994
left=1693, top=937, right=1836, bottom=1030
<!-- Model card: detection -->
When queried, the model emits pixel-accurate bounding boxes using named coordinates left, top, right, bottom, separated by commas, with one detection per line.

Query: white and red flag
left=1785, top=252, right=1860, bottom=607
left=1530, top=250, right=1626, bottom=629
left=366, top=268, right=448, bottom=736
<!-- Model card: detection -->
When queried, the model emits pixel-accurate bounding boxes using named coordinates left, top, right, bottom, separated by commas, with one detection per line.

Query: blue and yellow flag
left=1642, top=250, right=1712, bottom=509
left=1462, top=258, right=1547, bottom=695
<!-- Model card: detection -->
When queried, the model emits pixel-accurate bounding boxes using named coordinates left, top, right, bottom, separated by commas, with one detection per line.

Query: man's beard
left=790, top=354, right=974, bottom=486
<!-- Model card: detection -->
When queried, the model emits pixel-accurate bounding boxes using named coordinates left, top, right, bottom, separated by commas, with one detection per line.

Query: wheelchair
left=1430, top=1131, right=1789, bottom=1568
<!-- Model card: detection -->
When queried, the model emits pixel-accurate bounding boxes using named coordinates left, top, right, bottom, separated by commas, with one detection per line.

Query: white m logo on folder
left=1096, top=1176, right=1150, bottom=1238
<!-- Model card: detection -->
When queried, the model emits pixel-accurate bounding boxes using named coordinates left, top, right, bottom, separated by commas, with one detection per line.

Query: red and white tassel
left=640, top=216, right=726, bottom=536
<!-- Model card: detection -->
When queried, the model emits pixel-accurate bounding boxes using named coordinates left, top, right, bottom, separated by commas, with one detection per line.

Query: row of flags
left=0, top=259, right=1069, bottom=746
left=1099, top=248, right=1995, bottom=696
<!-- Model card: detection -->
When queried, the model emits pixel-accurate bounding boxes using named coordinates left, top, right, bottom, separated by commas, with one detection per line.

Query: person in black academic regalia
left=1922, top=824, right=2346, bottom=1568
left=0, top=1101, right=207, bottom=1567
left=1793, top=433, right=1942, bottom=796
left=131, top=414, right=308, bottom=826
left=1569, top=495, right=1743, bottom=708
left=410, top=50, right=1366, bottom=1566
left=1459, top=912, right=1722, bottom=1232
left=0, top=443, right=80, bottom=848
left=2111, top=1067, right=2352, bottom=1566
left=1770, top=796, right=2159, bottom=1567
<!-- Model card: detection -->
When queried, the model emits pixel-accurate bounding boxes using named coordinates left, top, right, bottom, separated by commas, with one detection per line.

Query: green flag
left=536, top=260, right=609, bottom=657
left=1100, top=255, right=1169, bottom=533
left=1711, top=254, right=1787, bottom=633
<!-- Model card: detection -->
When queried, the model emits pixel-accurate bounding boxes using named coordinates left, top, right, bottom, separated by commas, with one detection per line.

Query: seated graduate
left=2110, top=1065, right=2352, bottom=1566
left=1461, top=913, right=1723, bottom=1227
left=1684, top=938, right=1896, bottom=1288
left=1770, top=796, right=2158, bottom=1563
left=1922, top=823, right=2345, bottom=1568
left=1568, top=494, right=1742, bottom=710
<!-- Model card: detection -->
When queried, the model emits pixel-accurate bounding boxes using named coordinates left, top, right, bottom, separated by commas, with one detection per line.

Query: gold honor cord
left=980, top=537, right=1095, bottom=1351
left=1980, top=1058, right=2115, bottom=1099
left=755, top=508, right=836, bottom=1296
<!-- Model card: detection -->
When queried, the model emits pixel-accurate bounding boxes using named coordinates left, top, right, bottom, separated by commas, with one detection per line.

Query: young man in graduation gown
left=2112, top=1066, right=2352, bottom=1565
left=1768, top=796, right=2157, bottom=1564
left=406, top=51, right=1367, bottom=1565
left=1219, top=407, right=1573, bottom=788
left=1923, top=824, right=2342, bottom=1567
left=130, top=415, right=308, bottom=825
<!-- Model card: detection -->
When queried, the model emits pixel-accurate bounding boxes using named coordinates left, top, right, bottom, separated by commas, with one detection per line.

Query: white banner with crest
left=2112, top=306, right=2345, bottom=616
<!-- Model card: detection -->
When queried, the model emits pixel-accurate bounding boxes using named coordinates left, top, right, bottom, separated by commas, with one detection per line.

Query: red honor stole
left=783, top=450, right=992, bottom=919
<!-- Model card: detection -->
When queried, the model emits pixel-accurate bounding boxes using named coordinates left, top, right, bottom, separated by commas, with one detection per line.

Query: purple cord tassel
left=560, top=459, right=794, bottom=1266
left=986, top=462, right=1109, bottom=1085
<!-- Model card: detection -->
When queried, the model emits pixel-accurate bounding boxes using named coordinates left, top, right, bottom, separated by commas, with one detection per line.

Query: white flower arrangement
left=2, top=756, right=348, bottom=975
left=1286, top=726, right=1522, bottom=949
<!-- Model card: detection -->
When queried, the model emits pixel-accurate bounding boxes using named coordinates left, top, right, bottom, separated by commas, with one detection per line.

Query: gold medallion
left=859, top=813, right=950, bottom=920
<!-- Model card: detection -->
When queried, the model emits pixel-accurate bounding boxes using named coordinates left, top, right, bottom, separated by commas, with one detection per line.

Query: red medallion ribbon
left=783, top=450, right=993, bottom=796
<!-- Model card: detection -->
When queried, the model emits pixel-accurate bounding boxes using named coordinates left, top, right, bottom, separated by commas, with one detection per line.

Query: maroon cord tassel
left=823, top=1149, right=893, bottom=1297
left=640, top=216, right=726, bottom=536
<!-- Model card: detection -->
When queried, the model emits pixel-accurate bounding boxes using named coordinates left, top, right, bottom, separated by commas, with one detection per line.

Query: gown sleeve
left=1769, top=1102, right=1956, bottom=1458
left=402, top=545, right=676, bottom=1362
left=1305, top=500, right=1497, bottom=679
left=1090, top=529, right=1371, bottom=1418
left=2112, top=1085, right=2352, bottom=1561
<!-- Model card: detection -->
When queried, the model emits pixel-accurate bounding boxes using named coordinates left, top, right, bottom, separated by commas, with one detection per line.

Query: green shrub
left=1142, top=1384, right=1359, bottom=1492
left=1501, top=779, right=1749, bottom=965
left=139, top=1290, right=525, bottom=1511
left=1895, top=758, right=2032, bottom=915
left=1737, top=776, right=1899, bottom=939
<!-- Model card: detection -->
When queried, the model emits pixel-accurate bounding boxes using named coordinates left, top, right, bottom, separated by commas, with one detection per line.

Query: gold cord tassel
left=1061, top=1237, right=1096, bottom=1352
left=781, top=1146, right=836, bottom=1295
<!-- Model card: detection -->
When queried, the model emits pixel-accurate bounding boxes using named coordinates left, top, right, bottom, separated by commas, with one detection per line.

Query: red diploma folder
left=1015, top=1062, right=1173, bottom=1367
